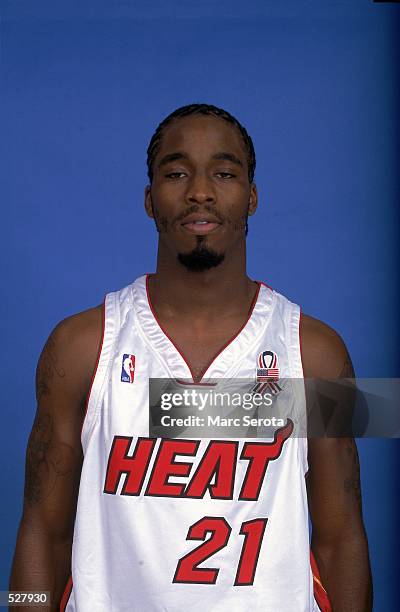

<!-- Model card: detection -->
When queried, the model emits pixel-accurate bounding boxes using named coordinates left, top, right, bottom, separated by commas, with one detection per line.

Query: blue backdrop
left=1, top=1, right=399, bottom=609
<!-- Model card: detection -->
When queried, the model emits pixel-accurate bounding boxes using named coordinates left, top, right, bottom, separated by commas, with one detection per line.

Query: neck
left=149, top=240, right=256, bottom=319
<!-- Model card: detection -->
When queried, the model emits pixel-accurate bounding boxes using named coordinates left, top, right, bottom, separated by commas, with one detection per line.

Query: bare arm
left=301, top=315, right=373, bottom=612
left=9, top=307, right=102, bottom=611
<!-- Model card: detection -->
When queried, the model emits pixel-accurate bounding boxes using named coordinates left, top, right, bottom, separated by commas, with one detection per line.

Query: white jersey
left=60, top=275, right=330, bottom=612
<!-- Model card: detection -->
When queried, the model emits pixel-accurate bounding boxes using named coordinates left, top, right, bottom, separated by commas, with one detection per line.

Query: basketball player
left=10, top=104, right=372, bottom=611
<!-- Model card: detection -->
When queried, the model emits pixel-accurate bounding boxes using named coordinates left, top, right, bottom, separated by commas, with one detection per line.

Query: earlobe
left=248, top=200, right=257, bottom=216
left=248, top=184, right=258, bottom=216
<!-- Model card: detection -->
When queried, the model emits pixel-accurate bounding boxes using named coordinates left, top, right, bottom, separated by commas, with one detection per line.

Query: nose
left=185, top=172, right=216, bottom=205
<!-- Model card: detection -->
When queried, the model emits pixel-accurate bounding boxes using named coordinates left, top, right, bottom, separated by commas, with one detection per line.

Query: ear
left=144, top=185, right=154, bottom=218
left=248, top=183, right=258, bottom=216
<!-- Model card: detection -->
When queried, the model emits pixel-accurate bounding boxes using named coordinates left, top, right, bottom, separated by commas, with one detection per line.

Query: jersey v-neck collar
left=131, top=274, right=275, bottom=382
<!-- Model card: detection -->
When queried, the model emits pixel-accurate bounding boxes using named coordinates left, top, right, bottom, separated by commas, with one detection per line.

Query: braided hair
left=146, top=103, right=256, bottom=183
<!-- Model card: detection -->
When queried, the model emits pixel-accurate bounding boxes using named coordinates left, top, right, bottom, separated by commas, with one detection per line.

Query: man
left=10, top=104, right=372, bottom=611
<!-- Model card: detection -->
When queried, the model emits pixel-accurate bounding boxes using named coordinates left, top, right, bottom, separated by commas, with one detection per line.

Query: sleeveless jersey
left=61, top=275, right=331, bottom=612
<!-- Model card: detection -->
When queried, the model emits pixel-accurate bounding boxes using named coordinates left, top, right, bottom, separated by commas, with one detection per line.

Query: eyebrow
left=157, top=151, right=244, bottom=169
left=212, top=152, right=243, bottom=167
left=157, top=152, right=188, bottom=168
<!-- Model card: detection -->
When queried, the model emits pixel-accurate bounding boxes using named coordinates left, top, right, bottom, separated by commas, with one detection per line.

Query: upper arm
left=300, top=314, right=365, bottom=544
left=21, top=307, right=102, bottom=540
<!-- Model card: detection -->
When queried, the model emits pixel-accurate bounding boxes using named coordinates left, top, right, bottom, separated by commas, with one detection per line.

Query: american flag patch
left=256, top=368, right=280, bottom=381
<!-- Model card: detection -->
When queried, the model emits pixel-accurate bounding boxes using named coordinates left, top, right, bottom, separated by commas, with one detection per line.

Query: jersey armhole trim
left=80, top=300, right=106, bottom=440
left=287, top=303, right=308, bottom=475
left=80, top=292, right=117, bottom=450
left=289, top=304, right=305, bottom=380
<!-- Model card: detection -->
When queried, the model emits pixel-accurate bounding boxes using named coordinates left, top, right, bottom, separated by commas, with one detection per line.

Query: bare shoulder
left=37, top=304, right=103, bottom=404
left=51, top=305, right=103, bottom=358
left=300, top=313, right=355, bottom=378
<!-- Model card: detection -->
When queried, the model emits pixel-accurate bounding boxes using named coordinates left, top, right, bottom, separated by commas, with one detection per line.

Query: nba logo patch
left=121, top=354, right=135, bottom=383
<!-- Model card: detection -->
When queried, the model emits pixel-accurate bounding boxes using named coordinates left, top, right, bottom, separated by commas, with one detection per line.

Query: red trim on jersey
left=174, top=379, right=218, bottom=387
left=59, top=574, right=73, bottom=611
left=145, top=274, right=261, bottom=383
left=310, top=550, right=332, bottom=611
left=80, top=299, right=106, bottom=439
left=259, top=280, right=273, bottom=291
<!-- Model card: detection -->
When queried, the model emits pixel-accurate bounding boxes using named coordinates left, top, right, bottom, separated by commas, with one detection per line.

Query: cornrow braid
left=146, top=103, right=256, bottom=183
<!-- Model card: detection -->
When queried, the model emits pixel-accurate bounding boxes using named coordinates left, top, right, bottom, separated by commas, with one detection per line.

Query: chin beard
left=177, top=241, right=225, bottom=272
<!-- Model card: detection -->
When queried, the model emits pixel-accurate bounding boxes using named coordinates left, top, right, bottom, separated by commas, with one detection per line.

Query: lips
left=181, top=213, right=222, bottom=236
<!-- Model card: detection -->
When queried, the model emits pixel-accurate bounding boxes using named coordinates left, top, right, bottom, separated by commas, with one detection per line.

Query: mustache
left=174, top=205, right=225, bottom=224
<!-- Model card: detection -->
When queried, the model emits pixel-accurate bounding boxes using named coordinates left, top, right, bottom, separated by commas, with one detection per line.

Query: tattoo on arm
left=24, top=411, right=78, bottom=505
left=36, top=336, right=66, bottom=401
left=343, top=438, right=362, bottom=508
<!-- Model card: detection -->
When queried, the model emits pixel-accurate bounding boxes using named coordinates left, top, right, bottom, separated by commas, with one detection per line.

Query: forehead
left=156, top=114, right=247, bottom=160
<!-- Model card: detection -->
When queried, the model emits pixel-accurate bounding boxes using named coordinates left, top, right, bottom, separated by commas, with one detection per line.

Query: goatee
left=177, top=240, right=225, bottom=272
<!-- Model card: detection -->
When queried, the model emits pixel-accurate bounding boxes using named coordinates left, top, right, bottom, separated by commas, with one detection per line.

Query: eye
left=165, top=172, right=187, bottom=179
left=216, top=171, right=236, bottom=179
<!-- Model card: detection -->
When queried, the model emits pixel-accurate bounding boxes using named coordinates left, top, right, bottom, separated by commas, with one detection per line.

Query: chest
left=158, top=317, right=247, bottom=382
